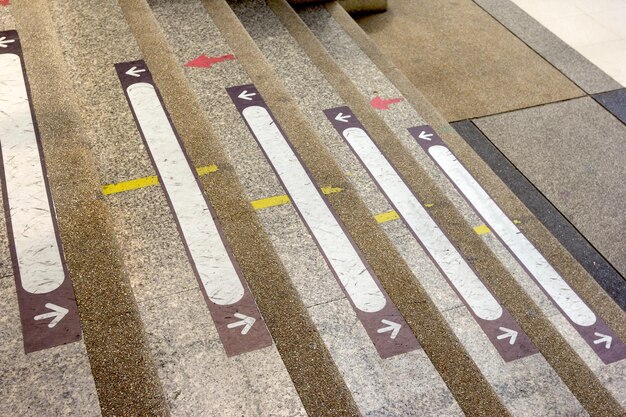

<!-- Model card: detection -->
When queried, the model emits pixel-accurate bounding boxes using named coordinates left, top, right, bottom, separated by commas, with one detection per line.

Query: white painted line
left=428, top=145, right=596, bottom=327
left=0, top=53, right=65, bottom=294
left=241, top=106, right=386, bottom=313
left=127, top=82, right=244, bottom=305
left=343, top=127, right=502, bottom=321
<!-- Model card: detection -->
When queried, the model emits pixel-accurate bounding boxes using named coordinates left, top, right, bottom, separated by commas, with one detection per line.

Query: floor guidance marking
left=0, top=30, right=81, bottom=353
left=410, top=124, right=626, bottom=364
left=115, top=61, right=271, bottom=357
left=325, top=106, right=537, bottom=362
left=227, top=84, right=419, bottom=358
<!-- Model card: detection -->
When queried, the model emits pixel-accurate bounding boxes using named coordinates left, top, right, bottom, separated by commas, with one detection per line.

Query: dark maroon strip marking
left=114, top=61, right=272, bottom=357
left=226, top=84, right=419, bottom=359
left=324, top=106, right=537, bottom=361
left=0, top=29, right=82, bottom=353
left=409, top=124, right=626, bottom=364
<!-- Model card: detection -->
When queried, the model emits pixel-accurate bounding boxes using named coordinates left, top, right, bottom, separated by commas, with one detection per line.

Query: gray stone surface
left=139, top=288, right=305, bottom=416
left=473, top=0, right=622, bottom=94
left=309, top=299, right=463, bottom=416
left=475, top=97, right=626, bottom=278
left=149, top=1, right=461, bottom=414
left=237, top=1, right=584, bottom=414
left=0, top=269, right=100, bottom=416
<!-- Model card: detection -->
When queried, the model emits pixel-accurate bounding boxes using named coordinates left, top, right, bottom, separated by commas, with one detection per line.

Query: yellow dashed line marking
left=251, top=194, right=291, bottom=210
left=102, top=164, right=219, bottom=195
left=375, top=210, right=400, bottom=224
left=252, top=186, right=344, bottom=210
left=474, top=224, right=491, bottom=235
left=424, top=203, right=434, bottom=208
left=513, top=219, right=522, bottom=225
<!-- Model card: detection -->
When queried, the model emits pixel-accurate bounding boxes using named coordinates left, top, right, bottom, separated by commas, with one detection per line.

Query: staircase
left=0, top=0, right=625, bottom=415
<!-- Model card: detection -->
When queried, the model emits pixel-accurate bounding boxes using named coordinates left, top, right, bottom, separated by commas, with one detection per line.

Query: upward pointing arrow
left=34, top=303, right=68, bottom=328
left=126, top=66, right=146, bottom=78
left=0, top=36, right=15, bottom=48
left=238, top=90, right=256, bottom=101
left=593, top=332, right=612, bottom=349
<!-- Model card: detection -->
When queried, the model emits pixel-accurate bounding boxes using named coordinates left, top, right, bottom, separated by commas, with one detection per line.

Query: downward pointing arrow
left=34, top=303, right=68, bottom=328
left=0, top=36, right=15, bottom=48
left=496, top=327, right=518, bottom=345
left=335, top=112, right=351, bottom=123
left=227, top=313, right=256, bottom=335
left=126, top=66, right=146, bottom=77
left=377, top=319, right=401, bottom=339
left=418, top=131, right=433, bottom=141
left=238, top=90, right=256, bottom=101
left=593, top=332, right=612, bottom=349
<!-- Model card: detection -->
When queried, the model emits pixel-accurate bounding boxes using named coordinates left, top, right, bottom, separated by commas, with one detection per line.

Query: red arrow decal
left=370, top=96, right=404, bottom=110
left=0, top=0, right=10, bottom=6
left=184, top=54, right=235, bottom=68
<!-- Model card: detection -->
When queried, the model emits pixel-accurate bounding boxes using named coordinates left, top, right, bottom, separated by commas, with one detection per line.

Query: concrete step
left=0, top=0, right=624, bottom=415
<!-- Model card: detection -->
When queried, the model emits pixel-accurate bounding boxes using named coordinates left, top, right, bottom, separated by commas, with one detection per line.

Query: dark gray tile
left=593, top=88, right=626, bottom=125
left=452, top=119, right=626, bottom=311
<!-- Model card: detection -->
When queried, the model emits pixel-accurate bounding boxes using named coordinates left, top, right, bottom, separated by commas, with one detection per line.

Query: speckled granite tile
left=351, top=0, right=584, bottom=121
left=0, top=276, right=100, bottom=416
left=473, top=0, right=622, bottom=94
left=139, top=288, right=305, bottom=416
left=309, top=298, right=463, bottom=416
left=474, top=97, right=626, bottom=278
left=105, top=186, right=199, bottom=303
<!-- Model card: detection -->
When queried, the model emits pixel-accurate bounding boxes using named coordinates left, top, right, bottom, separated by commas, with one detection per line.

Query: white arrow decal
left=496, top=327, right=518, bottom=345
left=418, top=131, right=433, bottom=141
left=377, top=319, right=401, bottom=339
left=335, top=112, right=351, bottom=123
left=34, top=303, right=69, bottom=328
left=227, top=313, right=256, bottom=335
left=0, top=36, right=15, bottom=48
left=125, top=66, right=146, bottom=77
left=238, top=90, right=256, bottom=101
left=593, top=332, right=612, bottom=349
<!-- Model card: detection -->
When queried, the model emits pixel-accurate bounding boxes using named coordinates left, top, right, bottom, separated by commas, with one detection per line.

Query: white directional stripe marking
left=377, top=319, right=401, bottom=339
left=496, top=327, right=518, bottom=345
left=343, top=127, right=502, bottom=320
left=127, top=82, right=244, bottom=305
left=0, top=54, right=65, bottom=294
left=428, top=145, right=596, bottom=327
left=242, top=106, right=386, bottom=313
left=593, top=332, right=612, bottom=349
left=227, top=313, right=256, bottom=335
left=34, top=303, right=68, bottom=328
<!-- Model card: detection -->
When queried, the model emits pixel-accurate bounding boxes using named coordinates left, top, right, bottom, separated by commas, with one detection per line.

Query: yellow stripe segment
left=474, top=224, right=491, bottom=235
left=251, top=187, right=344, bottom=210
left=102, top=165, right=218, bottom=195
left=375, top=210, right=400, bottom=224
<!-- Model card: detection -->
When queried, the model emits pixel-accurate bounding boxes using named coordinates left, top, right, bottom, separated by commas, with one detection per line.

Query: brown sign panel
left=115, top=61, right=272, bottom=357
left=0, top=30, right=82, bottom=353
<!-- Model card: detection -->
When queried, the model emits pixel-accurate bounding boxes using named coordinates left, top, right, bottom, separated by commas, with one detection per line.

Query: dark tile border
left=452, top=120, right=626, bottom=312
